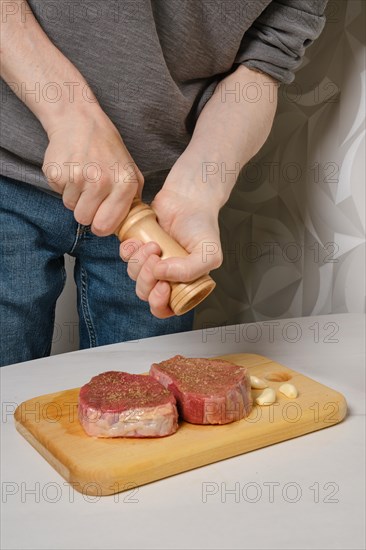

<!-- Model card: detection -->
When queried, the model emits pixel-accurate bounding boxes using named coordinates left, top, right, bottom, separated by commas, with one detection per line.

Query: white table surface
left=1, top=313, right=365, bottom=550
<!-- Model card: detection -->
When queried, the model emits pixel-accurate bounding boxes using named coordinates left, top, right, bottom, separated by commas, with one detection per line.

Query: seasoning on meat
left=78, top=371, right=178, bottom=438
left=150, top=355, right=253, bottom=424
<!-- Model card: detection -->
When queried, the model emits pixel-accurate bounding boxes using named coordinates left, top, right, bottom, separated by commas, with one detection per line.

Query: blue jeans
left=0, top=175, right=194, bottom=367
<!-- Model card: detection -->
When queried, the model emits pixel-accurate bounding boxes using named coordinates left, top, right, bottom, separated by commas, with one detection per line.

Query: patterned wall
left=53, top=0, right=365, bottom=354
left=194, top=0, right=366, bottom=330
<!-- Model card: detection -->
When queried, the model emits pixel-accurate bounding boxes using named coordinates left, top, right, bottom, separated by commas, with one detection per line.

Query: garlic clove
left=255, top=387, right=276, bottom=406
left=278, top=383, right=298, bottom=399
left=250, top=375, right=268, bottom=390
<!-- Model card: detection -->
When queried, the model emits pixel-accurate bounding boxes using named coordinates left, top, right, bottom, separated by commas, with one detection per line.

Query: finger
left=61, top=164, right=86, bottom=211
left=62, top=184, right=82, bottom=212
left=126, top=241, right=162, bottom=281
left=152, top=247, right=222, bottom=283
left=135, top=254, right=161, bottom=301
left=120, top=239, right=143, bottom=262
left=73, top=178, right=111, bottom=226
left=148, top=281, right=175, bottom=319
left=91, top=184, right=136, bottom=236
left=43, top=163, right=65, bottom=195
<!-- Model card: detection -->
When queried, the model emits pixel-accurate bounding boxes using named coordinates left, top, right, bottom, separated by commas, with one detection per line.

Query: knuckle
left=212, top=251, right=223, bottom=269
left=92, top=178, right=107, bottom=194
left=138, top=267, right=150, bottom=286
left=136, top=286, right=147, bottom=301
left=141, top=243, right=158, bottom=262
left=135, top=165, right=144, bottom=184
left=150, top=309, right=164, bottom=319
left=117, top=178, right=131, bottom=196
left=85, top=164, right=101, bottom=182
left=77, top=214, right=93, bottom=226
left=127, top=263, right=137, bottom=281
left=42, top=162, right=59, bottom=179
left=148, top=298, right=161, bottom=317
left=138, top=267, right=154, bottom=291
left=71, top=168, right=84, bottom=187
left=149, top=303, right=171, bottom=319
left=48, top=182, right=63, bottom=194
left=145, top=254, right=159, bottom=271
left=43, top=168, right=63, bottom=192
left=92, top=223, right=110, bottom=236
left=180, top=264, right=193, bottom=282
left=122, top=163, right=144, bottom=186
left=63, top=199, right=76, bottom=211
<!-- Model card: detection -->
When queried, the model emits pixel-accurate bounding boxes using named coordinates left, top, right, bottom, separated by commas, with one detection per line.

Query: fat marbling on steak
left=150, top=355, right=253, bottom=424
left=78, top=371, right=178, bottom=437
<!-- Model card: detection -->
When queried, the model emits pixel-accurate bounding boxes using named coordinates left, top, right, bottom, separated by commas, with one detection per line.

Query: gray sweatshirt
left=0, top=0, right=328, bottom=201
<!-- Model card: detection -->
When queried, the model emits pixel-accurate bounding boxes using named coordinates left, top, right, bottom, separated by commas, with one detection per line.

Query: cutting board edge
left=15, top=397, right=348, bottom=497
left=14, top=419, right=72, bottom=483
left=13, top=353, right=349, bottom=496
left=77, top=415, right=349, bottom=496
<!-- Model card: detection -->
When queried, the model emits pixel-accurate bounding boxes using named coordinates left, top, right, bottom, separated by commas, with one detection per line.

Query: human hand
left=0, top=1, right=143, bottom=236
left=119, top=64, right=277, bottom=317
left=119, top=185, right=223, bottom=318
left=42, top=106, right=143, bottom=236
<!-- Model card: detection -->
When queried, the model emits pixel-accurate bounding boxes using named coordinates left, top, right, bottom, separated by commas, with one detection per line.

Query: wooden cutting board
left=14, top=353, right=347, bottom=496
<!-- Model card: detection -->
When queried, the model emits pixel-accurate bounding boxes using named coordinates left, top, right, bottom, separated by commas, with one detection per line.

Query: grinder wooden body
left=115, top=197, right=216, bottom=315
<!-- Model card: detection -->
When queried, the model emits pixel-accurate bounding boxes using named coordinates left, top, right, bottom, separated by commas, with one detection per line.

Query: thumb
left=153, top=240, right=222, bottom=282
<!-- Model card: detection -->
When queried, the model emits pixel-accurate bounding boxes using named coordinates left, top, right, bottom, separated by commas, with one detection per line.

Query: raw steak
left=150, top=355, right=253, bottom=424
left=78, top=371, right=178, bottom=438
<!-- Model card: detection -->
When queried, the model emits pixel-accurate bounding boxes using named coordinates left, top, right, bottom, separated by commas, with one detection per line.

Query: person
left=0, top=0, right=328, bottom=367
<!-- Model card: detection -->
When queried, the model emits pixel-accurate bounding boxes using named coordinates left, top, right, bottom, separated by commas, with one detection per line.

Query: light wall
left=52, top=0, right=365, bottom=355
left=195, top=0, right=365, bottom=329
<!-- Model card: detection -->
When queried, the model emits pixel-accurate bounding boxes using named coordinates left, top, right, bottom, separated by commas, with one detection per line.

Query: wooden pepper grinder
left=115, top=197, right=216, bottom=315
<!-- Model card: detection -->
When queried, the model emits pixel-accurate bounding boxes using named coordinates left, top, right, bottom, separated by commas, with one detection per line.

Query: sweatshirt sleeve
left=235, top=0, right=329, bottom=83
